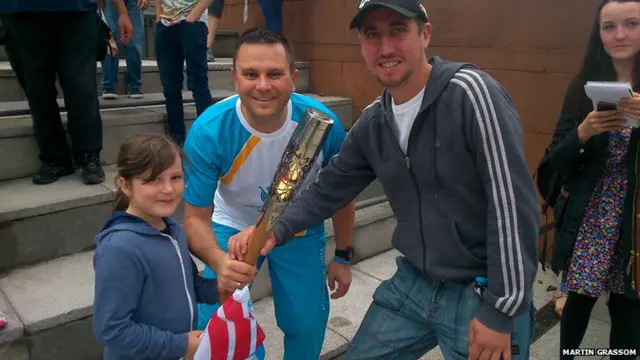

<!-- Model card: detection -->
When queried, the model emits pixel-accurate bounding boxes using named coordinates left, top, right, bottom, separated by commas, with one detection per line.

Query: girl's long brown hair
left=565, top=0, right=640, bottom=125
left=114, top=133, right=187, bottom=212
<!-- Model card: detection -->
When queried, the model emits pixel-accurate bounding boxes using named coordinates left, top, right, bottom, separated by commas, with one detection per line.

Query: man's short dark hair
left=232, top=28, right=296, bottom=72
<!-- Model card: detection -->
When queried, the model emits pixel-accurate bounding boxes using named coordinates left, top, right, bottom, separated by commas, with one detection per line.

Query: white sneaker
left=102, top=91, right=117, bottom=100
left=128, top=91, right=144, bottom=99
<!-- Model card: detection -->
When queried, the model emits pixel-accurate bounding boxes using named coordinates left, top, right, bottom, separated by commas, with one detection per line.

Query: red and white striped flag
left=194, top=287, right=266, bottom=360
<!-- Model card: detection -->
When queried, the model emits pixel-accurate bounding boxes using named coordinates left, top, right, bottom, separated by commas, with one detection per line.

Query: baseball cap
left=349, top=0, right=429, bottom=29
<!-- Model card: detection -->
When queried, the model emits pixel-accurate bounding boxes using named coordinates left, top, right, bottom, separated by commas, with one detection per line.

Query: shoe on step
left=32, top=164, right=75, bottom=185
left=82, top=153, right=105, bottom=185
left=128, top=90, right=144, bottom=99
left=102, top=91, right=117, bottom=100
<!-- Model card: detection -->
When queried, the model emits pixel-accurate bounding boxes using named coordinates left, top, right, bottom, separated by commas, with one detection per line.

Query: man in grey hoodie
left=228, top=0, right=541, bottom=359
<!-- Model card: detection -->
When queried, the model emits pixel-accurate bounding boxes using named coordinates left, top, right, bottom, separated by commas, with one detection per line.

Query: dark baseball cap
left=349, top=0, right=429, bottom=30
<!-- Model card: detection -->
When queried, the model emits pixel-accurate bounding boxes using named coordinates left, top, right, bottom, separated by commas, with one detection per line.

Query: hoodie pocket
left=390, top=221, right=425, bottom=270
left=422, top=220, right=485, bottom=276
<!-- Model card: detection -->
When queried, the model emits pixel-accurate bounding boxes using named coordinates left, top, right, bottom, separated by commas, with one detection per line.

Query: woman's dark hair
left=114, top=133, right=187, bottom=211
left=565, top=0, right=640, bottom=124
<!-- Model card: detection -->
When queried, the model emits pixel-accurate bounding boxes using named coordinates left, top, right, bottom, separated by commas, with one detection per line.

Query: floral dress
left=564, top=127, right=629, bottom=297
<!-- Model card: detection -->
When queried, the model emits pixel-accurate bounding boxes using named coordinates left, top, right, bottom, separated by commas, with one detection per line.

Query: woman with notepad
left=539, top=0, right=640, bottom=357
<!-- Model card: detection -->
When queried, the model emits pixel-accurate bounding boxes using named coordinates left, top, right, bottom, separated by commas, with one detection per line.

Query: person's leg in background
left=266, top=235, right=330, bottom=359
left=3, top=15, right=61, bottom=114
left=554, top=272, right=568, bottom=317
left=559, top=291, right=598, bottom=359
left=56, top=10, right=105, bottom=184
left=100, top=0, right=121, bottom=99
left=344, top=257, right=438, bottom=359
left=1, top=15, right=26, bottom=90
left=155, top=21, right=187, bottom=145
left=206, top=0, right=225, bottom=62
left=607, top=293, right=640, bottom=358
left=102, top=0, right=145, bottom=99
left=180, top=20, right=212, bottom=129
left=123, top=0, right=145, bottom=98
left=257, top=0, right=283, bottom=33
left=10, top=13, right=75, bottom=185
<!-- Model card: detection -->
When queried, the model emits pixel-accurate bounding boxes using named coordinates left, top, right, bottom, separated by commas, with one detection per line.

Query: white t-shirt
left=159, top=0, right=208, bottom=26
left=391, top=88, right=425, bottom=154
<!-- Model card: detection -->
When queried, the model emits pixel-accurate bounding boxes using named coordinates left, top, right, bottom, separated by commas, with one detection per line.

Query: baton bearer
left=220, top=108, right=334, bottom=303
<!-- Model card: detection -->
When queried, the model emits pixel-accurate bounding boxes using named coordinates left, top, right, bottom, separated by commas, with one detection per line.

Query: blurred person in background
left=101, top=0, right=148, bottom=100
left=0, top=0, right=133, bottom=185
left=155, top=0, right=213, bottom=146
left=206, top=0, right=224, bottom=62
left=540, top=1, right=640, bottom=358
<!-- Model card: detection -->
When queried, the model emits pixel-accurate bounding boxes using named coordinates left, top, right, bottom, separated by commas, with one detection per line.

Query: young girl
left=92, top=133, right=219, bottom=360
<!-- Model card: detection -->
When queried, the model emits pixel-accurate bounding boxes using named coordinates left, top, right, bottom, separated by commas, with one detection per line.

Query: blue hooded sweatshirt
left=92, top=211, right=219, bottom=360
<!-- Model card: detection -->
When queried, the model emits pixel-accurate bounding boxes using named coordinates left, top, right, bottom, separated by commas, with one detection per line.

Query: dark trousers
left=560, top=291, right=640, bottom=359
left=155, top=21, right=212, bottom=138
left=2, top=15, right=61, bottom=108
left=1, top=15, right=25, bottom=90
left=257, top=0, right=283, bottom=32
left=208, top=0, right=225, bottom=18
left=9, top=11, right=102, bottom=167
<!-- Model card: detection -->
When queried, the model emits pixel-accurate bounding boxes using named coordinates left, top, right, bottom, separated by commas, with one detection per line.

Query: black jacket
left=542, top=85, right=640, bottom=300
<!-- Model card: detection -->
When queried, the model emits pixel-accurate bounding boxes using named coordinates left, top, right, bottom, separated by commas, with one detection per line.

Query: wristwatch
left=334, top=247, right=355, bottom=264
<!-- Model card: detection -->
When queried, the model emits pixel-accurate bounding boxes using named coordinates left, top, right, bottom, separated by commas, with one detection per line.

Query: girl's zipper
left=162, top=234, right=195, bottom=331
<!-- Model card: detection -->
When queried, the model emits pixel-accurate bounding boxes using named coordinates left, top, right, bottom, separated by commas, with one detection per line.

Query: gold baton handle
left=219, top=216, right=271, bottom=304
left=244, top=216, right=271, bottom=267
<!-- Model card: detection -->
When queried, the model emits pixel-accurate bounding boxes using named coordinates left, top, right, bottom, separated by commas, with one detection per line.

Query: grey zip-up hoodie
left=93, top=211, right=219, bottom=360
left=273, top=56, right=540, bottom=333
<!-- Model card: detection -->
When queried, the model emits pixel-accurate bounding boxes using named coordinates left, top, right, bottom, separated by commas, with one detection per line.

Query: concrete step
left=0, top=92, right=353, bottom=181
left=0, top=202, right=396, bottom=360
left=0, top=58, right=310, bottom=102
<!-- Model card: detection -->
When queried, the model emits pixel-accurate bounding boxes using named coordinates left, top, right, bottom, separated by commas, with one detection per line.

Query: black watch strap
left=335, top=247, right=354, bottom=262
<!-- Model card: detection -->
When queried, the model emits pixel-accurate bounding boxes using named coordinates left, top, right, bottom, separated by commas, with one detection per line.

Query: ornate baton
left=220, top=108, right=334, bottom=303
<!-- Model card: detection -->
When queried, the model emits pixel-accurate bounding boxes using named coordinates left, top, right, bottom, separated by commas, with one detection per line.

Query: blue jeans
left=100, top=0, right=144, bottom=93
left=155, top=20, right=212, bottom=138
left=257, top=0, right=283, bottom=32
left=344, top=256, right=535, bottom=360
left=197, top=224, right=330, bottom=360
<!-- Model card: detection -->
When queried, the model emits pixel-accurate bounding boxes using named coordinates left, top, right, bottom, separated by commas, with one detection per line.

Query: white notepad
left=584, top=81, right=637, bottom=127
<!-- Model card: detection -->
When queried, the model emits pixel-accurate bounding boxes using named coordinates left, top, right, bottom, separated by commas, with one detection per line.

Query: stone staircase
left=0, top=30, right=398, bottom=360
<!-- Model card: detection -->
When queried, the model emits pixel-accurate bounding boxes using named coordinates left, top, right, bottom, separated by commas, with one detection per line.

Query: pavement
left=254, top=249, right=617, bottom=360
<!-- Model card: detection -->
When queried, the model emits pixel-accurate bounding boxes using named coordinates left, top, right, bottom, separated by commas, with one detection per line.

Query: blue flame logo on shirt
left=259, top=186, right=268, bottom=203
